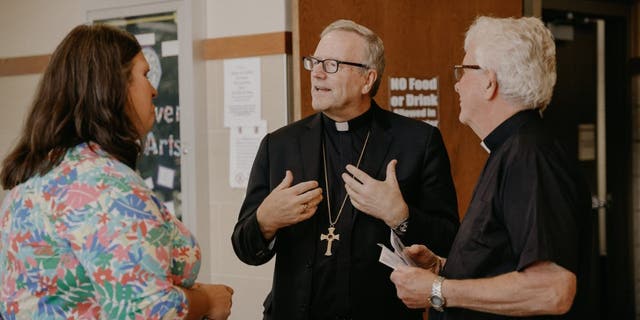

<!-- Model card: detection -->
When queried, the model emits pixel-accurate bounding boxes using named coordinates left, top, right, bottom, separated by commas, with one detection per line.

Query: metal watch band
left=430, top=275, right=446, bottom=312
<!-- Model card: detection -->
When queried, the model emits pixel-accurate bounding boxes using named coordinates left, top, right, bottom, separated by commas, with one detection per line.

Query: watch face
left=430, top=295, right=444, bottom=307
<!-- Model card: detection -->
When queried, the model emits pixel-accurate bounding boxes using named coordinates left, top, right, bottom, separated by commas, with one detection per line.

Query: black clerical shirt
left=432, top=109, right=593, bottom=320
left=309, top=109, right=372, bottom=320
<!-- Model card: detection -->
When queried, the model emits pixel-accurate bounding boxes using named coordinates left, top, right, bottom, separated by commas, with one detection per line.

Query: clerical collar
left=482, top=109, right=541, bottom=153
left=321, top=108, right=373, bottom=133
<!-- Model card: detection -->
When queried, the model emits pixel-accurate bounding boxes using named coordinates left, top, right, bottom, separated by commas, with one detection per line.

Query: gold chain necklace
left=320, top=130, right=371, bottom=256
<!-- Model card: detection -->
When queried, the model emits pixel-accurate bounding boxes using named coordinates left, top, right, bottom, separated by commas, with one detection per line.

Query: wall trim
left=0, top=54, right=50, bottom=77
left=202, top=31, right=292, bottom=60
left=1, top=32, right=292, bottom=77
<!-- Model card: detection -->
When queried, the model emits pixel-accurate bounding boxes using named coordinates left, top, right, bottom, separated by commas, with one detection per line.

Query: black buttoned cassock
left=232, top=101, right=459, bottom=320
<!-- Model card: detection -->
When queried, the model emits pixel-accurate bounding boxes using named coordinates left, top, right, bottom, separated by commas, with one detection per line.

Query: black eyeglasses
left=303, top=56, right=368, bottom=74
left=453, top=65, right=482, bottom=81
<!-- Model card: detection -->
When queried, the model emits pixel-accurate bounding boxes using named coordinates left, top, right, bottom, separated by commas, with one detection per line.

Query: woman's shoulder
left=66, top=142, right=141, bottom=182
left=42, top=142, right=147, bottom=204
left=44, top=143, right=161, bottom=224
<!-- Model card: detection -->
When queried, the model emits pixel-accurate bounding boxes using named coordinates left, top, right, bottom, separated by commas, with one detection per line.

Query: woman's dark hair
left=1, top=24, right=143, bottom=189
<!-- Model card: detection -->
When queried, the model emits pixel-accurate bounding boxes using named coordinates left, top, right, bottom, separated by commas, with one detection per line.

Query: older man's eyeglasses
left=303, top=56, right=368, bottom=74
left=453, top=65, right=482, bottom=81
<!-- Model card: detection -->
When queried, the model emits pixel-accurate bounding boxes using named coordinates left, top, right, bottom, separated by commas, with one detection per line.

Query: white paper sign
left=157, top=165, right=175, bottom=189
left=161, top=40, right=179, bottom=57
left=144, top=177, right=154, bottom=190
left=135, top=33, right=156, bottom=46
left=224, top=57, right=261, bottom=127
left=230, top=120, right=267, bottom=188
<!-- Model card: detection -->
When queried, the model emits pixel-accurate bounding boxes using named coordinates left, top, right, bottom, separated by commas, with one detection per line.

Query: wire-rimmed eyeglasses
left=303, top=56, right=369, bottom=74
left=453, top=65, right=482, bottom=81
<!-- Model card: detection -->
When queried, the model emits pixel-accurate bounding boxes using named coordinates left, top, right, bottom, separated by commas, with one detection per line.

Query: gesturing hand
left=341, top=159, right=408, bottom=227
left=256, top=170, right=323, bottom=239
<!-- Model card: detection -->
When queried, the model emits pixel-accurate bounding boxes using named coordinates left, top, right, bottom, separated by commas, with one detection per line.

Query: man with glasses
left=232, top=19, right=459, bottom=319
left=390, top=16, right=593, bottom=320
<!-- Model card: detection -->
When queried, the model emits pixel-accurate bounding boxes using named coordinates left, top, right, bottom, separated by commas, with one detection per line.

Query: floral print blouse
left=0, top=142, right=201, bottom=319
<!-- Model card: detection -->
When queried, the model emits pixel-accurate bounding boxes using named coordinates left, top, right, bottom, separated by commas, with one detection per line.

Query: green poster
left=97, top=12, right=182, bottom=220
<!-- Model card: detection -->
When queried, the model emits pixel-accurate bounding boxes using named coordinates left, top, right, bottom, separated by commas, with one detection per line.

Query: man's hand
left=342, top=159, right=408, bottom=227
left=256, top=170, right=323, bottom=239
left=404, top=244, right=444, bottom=273
left=390, top=266, right=436, bottom=309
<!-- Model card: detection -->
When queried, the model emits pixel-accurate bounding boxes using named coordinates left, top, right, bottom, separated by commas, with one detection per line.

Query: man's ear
left=362, top=69, right=378, bottom=95
left=484, top=70, right=498, bottom=100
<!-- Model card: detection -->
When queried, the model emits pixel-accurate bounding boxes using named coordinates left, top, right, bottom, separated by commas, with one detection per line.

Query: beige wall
left=204, top=1, right=290, bottom=319
left=0, top=0, right=289, bottom=319
left=0, top=0, right=85, bottom=201
left=205, top=55, right=287, bottom=319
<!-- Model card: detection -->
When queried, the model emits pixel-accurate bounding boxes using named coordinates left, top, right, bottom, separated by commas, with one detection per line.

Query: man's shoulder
left=269, top=113, right=318, bottom=138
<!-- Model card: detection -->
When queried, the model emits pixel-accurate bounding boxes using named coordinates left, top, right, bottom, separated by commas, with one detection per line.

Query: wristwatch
left=429, top=275, right=446, bottom=312
left=392, top=218, right=409, bottom=235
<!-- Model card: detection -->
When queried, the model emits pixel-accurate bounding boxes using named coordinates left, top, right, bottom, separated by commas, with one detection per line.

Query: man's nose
left=311, top=63, right=326, bottom=78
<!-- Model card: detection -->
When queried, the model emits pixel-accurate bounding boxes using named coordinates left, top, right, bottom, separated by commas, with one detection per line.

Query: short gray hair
left=465, top=16, right=556, bottom=111
left=321, top=19, right=385, bottom=97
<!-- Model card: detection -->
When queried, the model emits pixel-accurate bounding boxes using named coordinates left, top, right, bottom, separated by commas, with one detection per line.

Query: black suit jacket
left=232, top=102, right=459, bottom=320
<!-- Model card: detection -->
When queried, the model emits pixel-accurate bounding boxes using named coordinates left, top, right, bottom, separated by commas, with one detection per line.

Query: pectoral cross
left=320, top=226, right=340, bottom=256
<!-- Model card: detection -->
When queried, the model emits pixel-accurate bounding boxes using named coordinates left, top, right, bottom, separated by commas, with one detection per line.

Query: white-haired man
left=390, top=16, right=593, bottom=319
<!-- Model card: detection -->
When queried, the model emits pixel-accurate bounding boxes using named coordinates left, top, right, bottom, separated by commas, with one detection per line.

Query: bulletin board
left=86, top=1, right=198, bottom=226
left=93, top=12, right=182, bottom=219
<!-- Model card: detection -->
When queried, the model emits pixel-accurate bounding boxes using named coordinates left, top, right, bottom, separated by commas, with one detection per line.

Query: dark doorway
left=542, top=7, right=634, bottom=320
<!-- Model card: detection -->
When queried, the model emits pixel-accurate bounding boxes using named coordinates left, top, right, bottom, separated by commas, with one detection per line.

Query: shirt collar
left=321, top=107, right=373, bottom=134
left=481, top=109, right=541, bottom=153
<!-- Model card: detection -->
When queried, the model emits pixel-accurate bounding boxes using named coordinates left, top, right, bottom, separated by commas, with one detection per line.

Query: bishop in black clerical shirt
left=232, top=19, right=459, bottom=320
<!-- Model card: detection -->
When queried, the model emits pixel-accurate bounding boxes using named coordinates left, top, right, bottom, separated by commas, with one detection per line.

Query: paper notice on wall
left=224, top=57, right=261, bottom=127
left=161, top=40, right=179, bottom=57
left=144, top=177, right=154, bottom=189
left=230, top=120, right=267, bottom=188
left=157, top=165, right=175, bottom=189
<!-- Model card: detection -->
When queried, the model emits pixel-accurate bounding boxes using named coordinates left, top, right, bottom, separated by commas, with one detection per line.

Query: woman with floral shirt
left=0, top=24, right=233, bottom=320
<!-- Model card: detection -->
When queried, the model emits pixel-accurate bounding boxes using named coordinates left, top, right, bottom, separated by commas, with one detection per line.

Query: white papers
left=224, top=57, right=261, bottom=127
left=378, top=230, right=416, bottom=270
left=157, top=165, right=175, bottom=189
left=135, top=33, right=156, bottom=46
left=230, top=120, right=267, bottom=188
left=161, top=40, right=179, bottom=57
left=224, top=57, right=267, bottom=188
left=144, top=177, right=154, bottom=190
